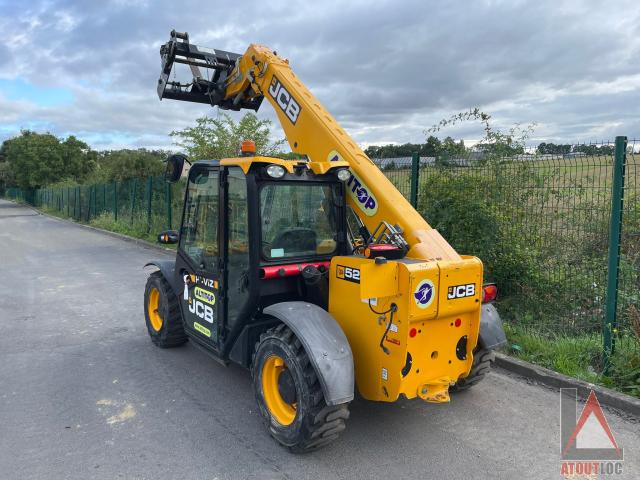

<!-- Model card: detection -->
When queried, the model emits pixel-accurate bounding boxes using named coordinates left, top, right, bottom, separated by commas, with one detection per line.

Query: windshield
left=260, top=183, right=340, bottom=259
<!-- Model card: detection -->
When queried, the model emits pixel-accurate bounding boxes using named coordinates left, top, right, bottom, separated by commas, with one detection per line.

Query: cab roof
left=190, top=155, right=349, bottom=175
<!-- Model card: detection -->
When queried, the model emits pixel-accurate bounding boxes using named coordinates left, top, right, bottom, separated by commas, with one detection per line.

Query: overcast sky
left=0, top=0, right=638, bottom=152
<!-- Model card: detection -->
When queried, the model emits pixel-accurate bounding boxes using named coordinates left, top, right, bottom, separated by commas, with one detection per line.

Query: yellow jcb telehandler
left=144, top=30, right=506, bottom=452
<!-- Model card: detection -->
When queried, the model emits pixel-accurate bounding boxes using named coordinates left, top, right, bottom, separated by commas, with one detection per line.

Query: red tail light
left=482, top=284, right=498, bottom=303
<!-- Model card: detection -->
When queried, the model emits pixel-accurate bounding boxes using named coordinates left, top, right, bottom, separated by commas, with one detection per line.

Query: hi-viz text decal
left=346, top=171, right=378, bottom=216
left=268, top=76, right=301, bottom=124
left=183, top=275, right=216, bottom=326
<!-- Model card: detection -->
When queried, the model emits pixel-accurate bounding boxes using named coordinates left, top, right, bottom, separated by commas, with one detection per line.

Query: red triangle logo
left=562, top=390, right=621, bottom=456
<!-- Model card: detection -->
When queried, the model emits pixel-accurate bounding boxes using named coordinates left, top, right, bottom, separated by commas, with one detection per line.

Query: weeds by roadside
left=504, top=323, right=640, bottom=398
left=40, top=206, right=176, bottom=249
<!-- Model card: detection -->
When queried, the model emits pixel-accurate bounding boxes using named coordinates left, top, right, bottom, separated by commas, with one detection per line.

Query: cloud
left=0, top=0, right=638, bottom=150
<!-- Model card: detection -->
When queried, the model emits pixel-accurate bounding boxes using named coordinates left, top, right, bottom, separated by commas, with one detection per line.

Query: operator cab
left=158, top=148, right=349, bottom=362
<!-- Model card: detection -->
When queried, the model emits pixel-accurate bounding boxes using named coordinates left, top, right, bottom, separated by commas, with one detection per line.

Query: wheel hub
left=277, top=368, right=297, bottom=405
left=148, top=287, right=163, bottom=332
left=261, top=355, right=297, bottom=426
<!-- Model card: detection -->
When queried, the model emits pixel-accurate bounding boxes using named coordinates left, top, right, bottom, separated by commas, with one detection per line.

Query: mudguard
left=144, top=261, right=179, bottom=293
left=478, top=303, right=507, bottom=350
left=263, top=302, right=354, bottom=406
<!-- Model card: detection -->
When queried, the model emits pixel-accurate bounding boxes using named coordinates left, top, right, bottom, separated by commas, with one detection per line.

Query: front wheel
left=144, top=272, right=188, bottom=348
left=252, top=324, right=350, bottom=453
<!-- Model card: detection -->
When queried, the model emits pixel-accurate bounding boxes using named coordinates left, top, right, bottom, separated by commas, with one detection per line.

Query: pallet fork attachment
left=157, top=30, right=263, bottom=111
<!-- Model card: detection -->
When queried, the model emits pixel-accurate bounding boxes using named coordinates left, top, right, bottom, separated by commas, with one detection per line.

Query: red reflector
left=482, top=284, right=498, bottom=303
left=368, top=244, right=399, bottom=251
left=454, top=318, right=461, bottom=327
left=409, top=328, right=417, bottom=338
left=365, top=243, right=404, bottom=260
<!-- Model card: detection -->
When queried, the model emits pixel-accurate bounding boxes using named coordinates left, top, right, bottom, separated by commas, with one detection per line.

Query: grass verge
left=40, top=206, right=176, bottom=249
left=504, top=322, right=640, bottom=398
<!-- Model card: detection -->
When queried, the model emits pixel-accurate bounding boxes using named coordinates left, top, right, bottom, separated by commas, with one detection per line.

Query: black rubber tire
left=143, top=271, right=188, bottom=348
left=451, top=348, right=495, bottom=392
left=252, top=324, right=350, bottom=453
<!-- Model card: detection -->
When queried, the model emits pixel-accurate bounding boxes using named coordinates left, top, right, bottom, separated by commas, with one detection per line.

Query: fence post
left=90, top=186, right=96, bottom=221
left=91, top=185, right=96, bottom=216
left=166, top=181, right=172, bottom=229
left=113, top=181, right=118, bottom=221
left=76, top=186, right=82, bottom=221
left=410, top=152, right=420, bottom=209
left=87, top=186, right=91, bottom=221
left=130, top=178, right=138, bottom=225
left=603, top=136, right=627, bottom=373
left=146, top=176, right=153, bottom=232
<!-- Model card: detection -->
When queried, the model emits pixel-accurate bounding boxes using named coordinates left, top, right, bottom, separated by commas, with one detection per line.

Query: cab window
left=260, top=183, right=339, bottom=259
left=227, top=167, right=249, bottom=321
left=180, top=169, right=219, bottom=271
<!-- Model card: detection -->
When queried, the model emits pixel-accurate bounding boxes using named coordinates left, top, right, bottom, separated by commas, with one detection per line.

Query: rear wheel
left=252, top=324, right=350, bottom=453
left=144, top=272, right=187, bottom=348
left=451, top=348, right=494, bottom=391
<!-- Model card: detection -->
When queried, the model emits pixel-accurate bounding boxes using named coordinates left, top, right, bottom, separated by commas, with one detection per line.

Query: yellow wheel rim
left=148, top=287, right=163, bottom=332
left=261, top=355, right=296, bottom=426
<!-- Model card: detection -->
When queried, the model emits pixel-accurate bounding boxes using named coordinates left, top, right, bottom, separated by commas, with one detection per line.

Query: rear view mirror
left=165, top=153, right=187, bottom=183
left=158, top=230, right=179, bottom=244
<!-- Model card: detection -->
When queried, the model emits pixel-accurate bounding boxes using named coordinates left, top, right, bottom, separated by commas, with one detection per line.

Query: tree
left=536, top=142, right=571, bottom=155
left=363, top=137, right=464, bottom=159
left=571, top=144, right=614, bottom=156
left=439, top=136, right=466, bottom=158
left=62, top=135, right=98, bottom=179
left=0, top=161, right=13, bottom=194
left=94, top=149, right=167, bottom=182
left=423, top=136, right=442, bottom=157
left=0, top=131, right=97, bottom=189
left=170, top=112, right=286, bottom=160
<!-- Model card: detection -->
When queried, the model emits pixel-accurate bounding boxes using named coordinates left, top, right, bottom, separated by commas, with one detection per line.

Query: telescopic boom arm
left=158, top=30, right=461, bottom=263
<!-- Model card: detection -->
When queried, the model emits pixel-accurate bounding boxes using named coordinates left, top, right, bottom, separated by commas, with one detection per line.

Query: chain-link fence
left=3, top=137, right=638, bottom=391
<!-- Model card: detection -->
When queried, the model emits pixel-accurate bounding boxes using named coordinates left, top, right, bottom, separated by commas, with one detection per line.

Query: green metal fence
left=7, top=176, right=186, bottom=242
left=374, top=138, right=639, bottom=373
left=3, top=138, right=638, bottom=387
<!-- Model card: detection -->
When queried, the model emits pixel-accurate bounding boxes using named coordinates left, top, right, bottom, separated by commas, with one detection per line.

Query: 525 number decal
left=336, top=265, right=360, bottom=284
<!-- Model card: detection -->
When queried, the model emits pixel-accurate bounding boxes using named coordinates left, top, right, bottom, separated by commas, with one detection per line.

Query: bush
left=419, top=165, right=539, bottom=296
left=418, top=162, right=610, bottom=334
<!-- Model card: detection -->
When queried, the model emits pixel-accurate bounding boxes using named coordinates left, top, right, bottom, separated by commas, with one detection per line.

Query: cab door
left=175, top=165, right=222, bottom=346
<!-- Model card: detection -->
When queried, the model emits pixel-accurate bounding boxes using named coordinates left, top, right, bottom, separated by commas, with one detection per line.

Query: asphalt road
left=0, top=198, right=638, bottom=480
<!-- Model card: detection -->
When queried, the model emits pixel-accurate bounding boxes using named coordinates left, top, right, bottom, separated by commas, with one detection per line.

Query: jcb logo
left=336, top=265, right=360, bottom=284
left=447, top=284, right=476, bottom=300
left=268, top=76, right=301, bottom=124
left=188, top=299, right=215, bottom=323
